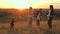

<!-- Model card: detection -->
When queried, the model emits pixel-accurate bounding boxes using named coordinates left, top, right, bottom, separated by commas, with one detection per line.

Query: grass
left=0, top=20, right=60, bottom=34
left=0, top=14, right=59, bottom=34
left=0, top=9, right=60, bottom=34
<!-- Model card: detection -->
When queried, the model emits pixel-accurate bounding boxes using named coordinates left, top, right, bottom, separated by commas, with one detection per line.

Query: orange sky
left=0, top=0, right=60, bottom=9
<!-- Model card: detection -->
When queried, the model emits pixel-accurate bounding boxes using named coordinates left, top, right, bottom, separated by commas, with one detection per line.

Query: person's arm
left=47, top=11, right=51, bottom=17
left=47, top=10, right=51, bottom=20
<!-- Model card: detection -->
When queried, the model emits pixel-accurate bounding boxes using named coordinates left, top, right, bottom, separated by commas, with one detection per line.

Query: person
left=28, top=7, right=33, bottom=28
left=35, top=8, right=42, bottom=28
left=10, top=18, right=14, bottom=30
left=47, top=5, right=54, bottom=29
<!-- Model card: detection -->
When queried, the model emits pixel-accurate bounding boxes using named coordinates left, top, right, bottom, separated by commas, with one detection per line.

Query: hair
left=29, top=6, right=32, bottom=10
left=50, top=5, right=54, bottom=15
left=50, top=5, right=54, bottom=10
left=40, top=8, right=42, bottom=10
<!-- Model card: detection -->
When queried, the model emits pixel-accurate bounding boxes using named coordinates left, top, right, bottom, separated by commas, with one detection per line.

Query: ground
left=0, top=20, right=60, bottom=34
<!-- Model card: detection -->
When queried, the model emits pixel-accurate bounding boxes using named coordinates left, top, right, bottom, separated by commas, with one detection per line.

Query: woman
left=47, top=5, right=54, bottom=29
left=28, top=7, right=33, bottom=27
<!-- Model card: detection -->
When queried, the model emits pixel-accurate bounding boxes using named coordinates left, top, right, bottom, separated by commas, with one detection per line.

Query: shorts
left=28, top=16, right=32, bottom=22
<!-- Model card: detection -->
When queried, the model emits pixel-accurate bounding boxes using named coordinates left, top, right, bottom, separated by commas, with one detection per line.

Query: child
left=35, top=8, right=42, bottom=28
left=10, top=18, right=14, bottom=30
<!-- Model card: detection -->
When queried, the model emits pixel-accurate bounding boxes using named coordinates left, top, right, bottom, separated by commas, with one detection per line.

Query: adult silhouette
left=28, top=7, right=33, bottom=28
left=47, top=5, right=54, bottom=29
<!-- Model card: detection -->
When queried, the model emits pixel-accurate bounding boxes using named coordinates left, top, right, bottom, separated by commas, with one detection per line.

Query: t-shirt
left=28, top=10, right=33, bottom=17
left=47, top=10, right=51, bottom=17
left=36, top=13, right=41, bottom=20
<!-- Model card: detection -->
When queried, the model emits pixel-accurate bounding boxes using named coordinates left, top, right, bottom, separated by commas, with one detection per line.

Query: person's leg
left=36, top=20, right=40, bottom=29
left=48, top=17, right=52, bottom=29
left=10, top=24, right=12, bottom=30
left=37, top=20, right=40, bottom=26
left=10, top=23, right=14, bottom=30
left=29, top=17, right=32, bottom=27
left=48, top=17, right=53, bottom=33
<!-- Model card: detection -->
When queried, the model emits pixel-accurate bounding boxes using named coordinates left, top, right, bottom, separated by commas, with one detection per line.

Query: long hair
left=50, top=5, right=54, bottom=15
left=50, top=5, right=54, bottom=11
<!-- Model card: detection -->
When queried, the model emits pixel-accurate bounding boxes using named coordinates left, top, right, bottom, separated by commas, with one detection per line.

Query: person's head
left=40, top=8, right=42, bottom=11
left=29, top=6, right=32, bottom=11
left=39, top=8, right=42, bottom=13
left=12, top=17, right=14, bottom=20
left=50, top=5, right=54, bottom=10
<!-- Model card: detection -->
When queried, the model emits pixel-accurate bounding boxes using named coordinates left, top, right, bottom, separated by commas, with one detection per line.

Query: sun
left=12, top=0, right=29, bottom=9
left=15, top=4, right=27, bottom=8
left=15, top=4, right=28, bottom=11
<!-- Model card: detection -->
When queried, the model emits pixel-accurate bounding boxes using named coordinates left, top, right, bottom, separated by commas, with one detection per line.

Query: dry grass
left=0, top=20, right=60, bottom=34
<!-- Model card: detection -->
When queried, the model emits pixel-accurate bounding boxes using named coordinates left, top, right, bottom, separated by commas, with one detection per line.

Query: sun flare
left=0, top=0, right=60, bottom=9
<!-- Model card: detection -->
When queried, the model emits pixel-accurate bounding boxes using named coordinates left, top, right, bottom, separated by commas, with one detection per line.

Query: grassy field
left=0, top=20, right=60, bottom=34
left=0, top=9, right=60, bottom=34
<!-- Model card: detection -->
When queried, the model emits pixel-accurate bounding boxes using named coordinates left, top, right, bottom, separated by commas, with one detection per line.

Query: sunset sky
left=0, top=0, right=60, bottom=9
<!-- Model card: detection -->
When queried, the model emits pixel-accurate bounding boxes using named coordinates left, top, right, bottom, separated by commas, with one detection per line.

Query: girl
left=35, top=8, right=42, bottom=28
